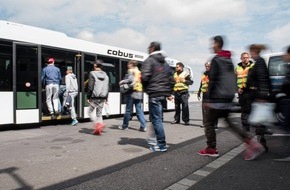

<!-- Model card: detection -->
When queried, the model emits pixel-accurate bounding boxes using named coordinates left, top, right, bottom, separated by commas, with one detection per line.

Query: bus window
left=0, top=40, right=13, bottom=91
left=97, top=55, right=120, bottom=93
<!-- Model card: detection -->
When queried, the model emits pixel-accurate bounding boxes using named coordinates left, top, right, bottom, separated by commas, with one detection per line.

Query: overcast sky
left=0, top=0, right=289, bottom=90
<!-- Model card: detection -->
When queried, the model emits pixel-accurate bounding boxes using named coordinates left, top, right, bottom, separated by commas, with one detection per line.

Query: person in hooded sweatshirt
left=198, top=36, right=264, bottom=161
left=141, top=41, right=175, bottom=152
left=87, top=60, right=109, bottom=135
left=63, top=66, right=79, bottom=126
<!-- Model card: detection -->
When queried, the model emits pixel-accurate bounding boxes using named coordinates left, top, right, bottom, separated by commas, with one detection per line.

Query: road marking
left=165, top=143, right=245, bottom=190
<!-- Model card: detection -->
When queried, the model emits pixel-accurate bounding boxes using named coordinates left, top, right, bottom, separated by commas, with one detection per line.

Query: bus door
left=13, top=43, right=40, bottom=124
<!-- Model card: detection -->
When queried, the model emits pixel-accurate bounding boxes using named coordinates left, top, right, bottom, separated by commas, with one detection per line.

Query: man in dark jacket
left=198, top=36, right=263, bottom=161
left=141, top=41, right=174, bottom=152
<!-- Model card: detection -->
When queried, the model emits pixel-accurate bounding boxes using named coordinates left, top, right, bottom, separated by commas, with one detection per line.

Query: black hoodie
left=205, top=50, right=236, bottom=103
left=141, top=51, right=174, bottom=97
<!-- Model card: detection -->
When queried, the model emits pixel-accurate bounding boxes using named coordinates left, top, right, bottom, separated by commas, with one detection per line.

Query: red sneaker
left=93, top=123, right=105, bottom=135
left=93, top=123, right=101, bottom=135
left=198, top=147, right=219, bottom=157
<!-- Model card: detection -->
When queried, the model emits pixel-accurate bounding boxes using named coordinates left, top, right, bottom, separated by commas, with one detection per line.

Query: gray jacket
left=65, top=73, right=78, bottom=93
left=87, top=70, right=109, bottom=99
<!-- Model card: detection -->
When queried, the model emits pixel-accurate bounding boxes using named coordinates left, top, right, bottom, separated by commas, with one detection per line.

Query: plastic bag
left=248, top=102, right=277, bottom=125
left=104, top=103, right=110, bottom=118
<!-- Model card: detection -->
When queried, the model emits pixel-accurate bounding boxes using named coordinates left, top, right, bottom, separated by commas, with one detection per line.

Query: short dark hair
left=287, top=45, right=290, bottom=54
left=176, top=62, right=184, bottom=68
left=149, top=41, right=161, bottom=51
left=213, top=35, right=224, bottom=48
left=94, top=59, right=104, bottom=69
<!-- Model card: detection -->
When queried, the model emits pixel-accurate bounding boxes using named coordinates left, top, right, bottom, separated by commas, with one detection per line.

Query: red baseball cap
left=47, top=58, right=55, bottom=63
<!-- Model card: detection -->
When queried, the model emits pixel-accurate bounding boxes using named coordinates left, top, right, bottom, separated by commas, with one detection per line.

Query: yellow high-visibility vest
left=201, top=74, right=209, bottom=93
left=235, top=63, right=254, bottom=89
left=132, top=68, right=142, bottom=92
left=173, top=71, right=189, bottom=92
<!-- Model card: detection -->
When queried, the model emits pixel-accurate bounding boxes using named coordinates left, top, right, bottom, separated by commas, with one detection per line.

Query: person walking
left=274, top=45, right=290, bottom=162
left=41, top=58, right=62, bottom=119
left=87, top=60, right=109, bottom=135
left=171, top=62, right=193, bottom=125
left=119, top=60, right=146, bottom=131
left=235, top=52, right=254, bottom=132
left=198, top=36, right=265, bottom=161
left=197, top=62, right=218, bottom=129
left=141, top=41, right=174, bottom=152
left=63, top=66, right=79, bottom=126
left=246, top=44, right=273, bottom=152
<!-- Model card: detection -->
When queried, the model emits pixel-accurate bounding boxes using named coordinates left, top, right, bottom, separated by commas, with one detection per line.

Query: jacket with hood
left=87, top=70, right=109, bottom=99
left=65, top=73, right=78, bottom=93
left=206, top=50, right=236, bottom=103
left=141, top=51, right=174, bottom=97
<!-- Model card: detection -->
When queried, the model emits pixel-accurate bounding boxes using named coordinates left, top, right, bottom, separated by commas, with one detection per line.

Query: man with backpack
left=87, top=60, right=109, bottom=135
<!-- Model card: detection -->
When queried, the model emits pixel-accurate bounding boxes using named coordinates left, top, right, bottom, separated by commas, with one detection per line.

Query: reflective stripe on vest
left=235, top=63, right=254, bottom=89
left=201, top=74, right=209, bottom=93
left=173, top=71, right=189, bottom=92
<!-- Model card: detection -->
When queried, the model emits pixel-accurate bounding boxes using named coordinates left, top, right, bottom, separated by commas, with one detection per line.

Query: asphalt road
left=0, top=102, right=289, bottom=190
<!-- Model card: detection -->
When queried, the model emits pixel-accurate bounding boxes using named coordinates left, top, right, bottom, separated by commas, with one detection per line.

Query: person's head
left=148, top=41, right=161, bottom=54
left=205, top=62, right=210, bottom=71
left=212, top=35, right=224, bottom=53
left=47, top=57, right=55, bottom=64
left=93, top=59, right=103, bottom=70
left=283, top=45, right=290, bottom=62
left=175, top=62, right=184, bottom=72
left=248, top=44, right=267, bottom=59
left=127, top=60, right=138, bottom=69
left=240, top=52, right=250, bottom=66
left=66, top=66, right=73, bottom=74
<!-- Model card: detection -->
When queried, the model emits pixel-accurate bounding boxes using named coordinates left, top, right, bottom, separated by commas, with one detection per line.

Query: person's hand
left=197, top=93, right=201, bottom=101
left=119, top=80, right=124, bottom=85
left=87, top=99, right=91, bottom=104
left=238, top=88, right=243, bottom=94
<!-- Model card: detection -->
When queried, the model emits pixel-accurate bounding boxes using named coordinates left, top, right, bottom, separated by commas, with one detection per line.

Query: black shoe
left=264, top=129, right=273, bottom=135
left=184, top=122, right=189, bottom=125
left=171, top=120, right=180, bottom=124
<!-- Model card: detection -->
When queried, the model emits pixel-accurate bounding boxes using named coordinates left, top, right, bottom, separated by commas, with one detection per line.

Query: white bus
left=0, top=20, right=179, bottom=127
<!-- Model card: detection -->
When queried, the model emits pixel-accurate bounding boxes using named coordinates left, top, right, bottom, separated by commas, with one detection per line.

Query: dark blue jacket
left=41, top=64, right=62, bottom=86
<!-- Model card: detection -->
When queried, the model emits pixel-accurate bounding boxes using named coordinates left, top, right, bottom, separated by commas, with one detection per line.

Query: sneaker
left=50, top=113, right=56, bottom=120
left=198, top=147, right=219, bottom=157
left=118, top=126, right=128, bottom=130
left=171, top=120, right=180, bottom=124
left=150, top=145, right=167, bottom=152
left=243, top=137, right=265, bottom=161
left=184, top=122, right=189, bottom=125
left=147, top=138, right=157, bottom=146
left=71, top=119, right=78, bottom=126
left=138, top=128, right=146, bottom=132
left=93, top=123, right=105, bottom=135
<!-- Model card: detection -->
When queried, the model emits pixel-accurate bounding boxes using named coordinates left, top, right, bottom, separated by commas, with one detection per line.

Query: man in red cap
left=41, top=58, right=62, bottom=119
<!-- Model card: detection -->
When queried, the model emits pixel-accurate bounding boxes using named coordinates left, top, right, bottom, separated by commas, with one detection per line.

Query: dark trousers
left=204, top=107, right=249, bottom=149
left=239, top=91, right=254, bottom=131
left=174, top=92, right=189, bottom=123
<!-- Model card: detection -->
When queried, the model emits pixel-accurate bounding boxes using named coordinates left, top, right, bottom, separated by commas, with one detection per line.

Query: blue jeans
left=122, top=95, right=146, bottom=129
left=149, top=96, right=166, bottom=148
